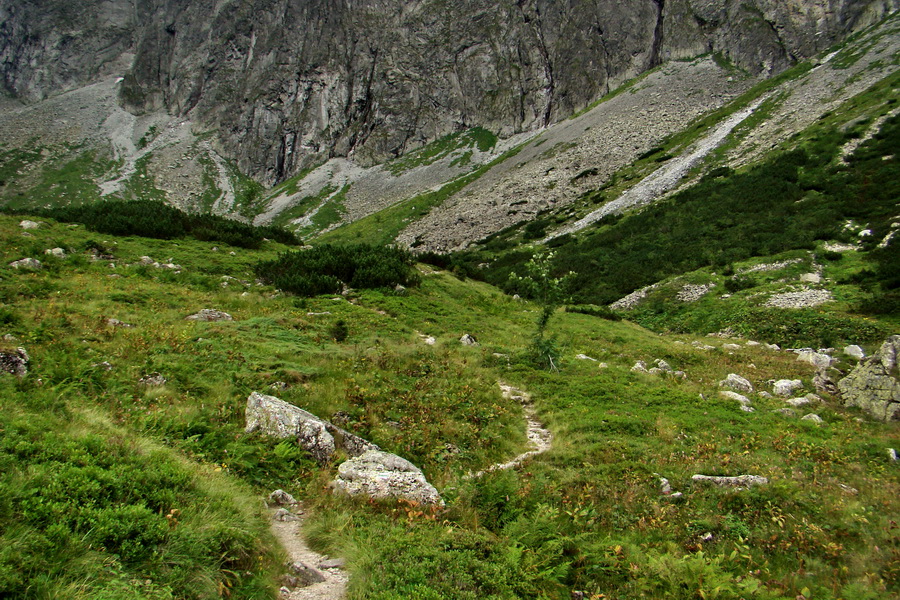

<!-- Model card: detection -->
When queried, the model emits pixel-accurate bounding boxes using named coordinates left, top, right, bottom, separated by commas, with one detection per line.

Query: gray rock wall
left=2, top=0, right=896, bottom=184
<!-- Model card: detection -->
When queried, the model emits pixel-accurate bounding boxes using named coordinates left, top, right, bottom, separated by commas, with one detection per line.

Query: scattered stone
left=270, top=381, right=288, bottom=391
left=421, top=335, right=436, bottom=345
left=138, top=256, right=155, bottom=266
left=288, top=561, right=327, bottom=586
left=844, top=345, right=865, bottom=359
left=797, top=350, right=835, bottom=370
left=677, top=283, right=715, bottom=302
left=653, top=359, right=672, bottom=372
left=105, top=318, right=134, bottom=328
left=8, top=258, right=42, bottom=270
left=306, top=311, right=331, bottom=316
left=245, top=392, right=379, bottom=464
left=774, top=408, right=798, bottom=417
left=719, top=391, right=752, bottom=406
left=268, top=489, right=298, bottom=506
left=773, top=379, right=804, bottom=396
left=786, top=397, right=811, bottom=408
left=837, top=335, right=900, bottom=422
left=2, top=334, right=17, bottom=342
left=719, top=373, right=753, bottom=393
left=839, top=484, right=858, bottom=495
left=691, top=341, right=716, bottom=351
left=673, top=370, right=687, bottom=379
left=273, top=508, right=299, bottom=521
left=0, top=347, right=29, bottom=377
left=758, top=391, right=773, bottom=399
left=814, top=369, right=840, bottom=395
left=93, top=361, right=113, bottom=371
left=319, top=558, right=346, bottom=570
left=739, top=405, right=755, bottom=413
left=746, top=341, right=760, bottom=347
left=764, top=288, right=832, bottom=308
left=739, top=258, right=802, bottom=274
left=766, top=343, right=780, bottom=351
left=460, top=333, right=478, bottom=346
left=139, top=373, right=167, bottom=387
left=19, top=220, right=41, bottom=229
left=801, top=413, right=824, bottom=424
left=888, top=448, right=898, bottom=461
left=185, top=309, right=233, bottom=321
left=44, top=247, right=65, bottom=258
left=799, top=272, right=822, bottom=284
left=575, top=354, right=597, bottom=361
left=691, top=474, right=768, bottom=489
left=331, top=449, right=444, bottom=505
left=722, top=343, right=741, bottom=351
left=631, top=360, right=648, bottom=373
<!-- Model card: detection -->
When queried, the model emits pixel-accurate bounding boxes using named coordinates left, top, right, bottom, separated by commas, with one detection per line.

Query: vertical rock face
left=2, top=0, right=895, bottom=183
left=838, top=335, right=900, bottom=422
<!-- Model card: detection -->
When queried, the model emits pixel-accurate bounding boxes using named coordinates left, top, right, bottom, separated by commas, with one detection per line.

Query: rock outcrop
left=2, top=0, right=893, bottom=184
left=0, top=347, right=29, bottom=377
left=244, top=392, right=379, bottom=464
left=837, top=335, right=900, bottom=422
left=331, top=449, right=443, bottom=506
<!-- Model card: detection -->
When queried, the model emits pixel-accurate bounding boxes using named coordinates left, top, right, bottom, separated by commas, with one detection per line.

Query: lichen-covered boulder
left=718, top=373, right=753, bottom=393
left=773, top=379, right=803, bottom=397
left=245, top=392, right=379, bottom=464
left=837, top=335, right=900, bottom=422
left=331, top=450, right=443, bottom=506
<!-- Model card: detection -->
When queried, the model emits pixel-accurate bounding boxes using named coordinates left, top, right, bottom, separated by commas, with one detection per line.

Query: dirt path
left=467, top=383, right=552, bottom=479
left=269, top=505, right=348, bottom=600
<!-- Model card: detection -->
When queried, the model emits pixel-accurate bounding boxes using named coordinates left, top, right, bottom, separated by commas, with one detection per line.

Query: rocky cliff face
left=2, top=0, right=896, bottom=185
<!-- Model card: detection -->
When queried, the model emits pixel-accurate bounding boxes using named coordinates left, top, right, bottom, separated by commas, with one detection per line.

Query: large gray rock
left=332, top=449, right=443, bottom=506
left=245, top=392, right=379, bottom=464
left=718, top=373, right=753, bottom=393
left=773, top=379, right=803, bottom=397
left=837, top=335, right=900, bottom=422
left=8, top=258, right=42, bottom=270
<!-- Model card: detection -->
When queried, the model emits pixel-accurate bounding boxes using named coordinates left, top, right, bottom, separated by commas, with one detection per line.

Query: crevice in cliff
left=518, top=1, right=555, bottom=127
left=649, top=0, right=665, bottom=68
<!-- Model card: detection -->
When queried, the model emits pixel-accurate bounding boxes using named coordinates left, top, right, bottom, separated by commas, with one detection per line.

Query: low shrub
left=254, top=244, right=420, bottom=296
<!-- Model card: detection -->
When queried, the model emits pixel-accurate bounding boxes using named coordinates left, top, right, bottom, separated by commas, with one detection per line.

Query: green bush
left=254, top=244, right=420, bottom=296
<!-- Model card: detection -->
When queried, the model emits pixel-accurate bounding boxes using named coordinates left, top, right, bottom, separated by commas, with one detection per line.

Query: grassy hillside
left=0, top=211, right=898, bottom=599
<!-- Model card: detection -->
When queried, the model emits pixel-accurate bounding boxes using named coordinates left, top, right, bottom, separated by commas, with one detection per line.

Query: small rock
left=719, top=373, right=753, bottom=393
left=648, top=367, right=664, bottom=376
left=139, top=373, right=167, bottom=387
left=93, top=361, right=113, bottom=371
left=318, top=558, right=346, bottom=569
left=273, top=508, right=299, bottom=521
left=739, top=405, right=755, bottom=412
left=758, top=391, right=773, bottom=399
left=691, top=474, right=768, bottom=489
left=774, top=408, right=797, bottom=417
left=631, top=360, right=648, bottom=373
left=844, top=345, right=865, bottom=359
left=888, top=448, right=898, bottom=461
left=797, top=350, right=834, bottom=370
left=460, top=334, right=478, bottom=346
left=653, top=359, right=672, bottom=372
left=786, top=397, right=811, bottom=408
left=575, top=354, right=597, bottom=361
left=106, top=318, right=134, bottom=328
left=268, top=489, right=298, bottom=506
left=766, top=343, right=780, bottom=351
left=719, top=391, right=752, bottom=406
left=0, top=347, right=29, bottom=377
left=186, top=309, right=233, bottom=322
left=746, top=341, right=760, bottom=347
left=8, top=258, right=42, bottom=270
left=270, top=381, right=289, bottom=391
left=44, top=247, right=66, bottom=258
left=839, top=484, right=858, bottom=495
left=801, top=413, right=824, bottom=424
left=598, top=362, right=609, bottom=369
left=288, top=561, right=326, bottom=586
left=138, top=256, right=155, bottom=266
left=773, top=379, right=804, bottom=397
left=19, top=220, right=41, bottom=230
left=722, top=343, right=741, bottom=351
left=673, top=370, right=687, bottom=379
left=422, top=336, right=436, bottom=345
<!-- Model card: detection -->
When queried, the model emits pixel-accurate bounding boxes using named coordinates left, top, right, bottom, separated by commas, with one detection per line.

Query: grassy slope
left=1, top=214, right=897, bottom=599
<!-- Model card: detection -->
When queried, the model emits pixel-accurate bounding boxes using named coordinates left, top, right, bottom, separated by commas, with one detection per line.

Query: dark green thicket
left=465, top=113, right=900, bottom=311
left=254, top=244, right=420, bottom=296
left=2, top=200, right=301, bottom=248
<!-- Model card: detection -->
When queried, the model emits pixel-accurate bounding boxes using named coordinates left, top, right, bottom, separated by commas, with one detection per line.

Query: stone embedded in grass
left=0, top=347, right=29, bottom=377
left=331, top=449, right=444, bottom=506
left=44, top=247, right=65, bottom=258
left=139, top=373, right=167, bottom=387
left=106, top=318, right=134, bottom=328
left=19, top=220, right=41, bottom=229
left=185, top=309, right=233, bottom=322
left=719, top=391, right=752, bottom=407
left=631, top=360, right=648, bottom=373
left=801, top=413, right=825, bottom=424
left=691, top=474, right=768, bottom=489
left=773, top=379, right=804, bottom=396
left=576, top=353, right=598, bottom=361
left=719, top=373, right=753, bottom=393
left=786, top=397, right=812, bottom=408
left=774, top=408, right=798, bottom=417
left=460, top=333, right=478, bottom=346
left=889, top=448, right=898, bottom=461
left=796, top=350, right=835, bottom=370
left=8, top=258, right=42, bottom=270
